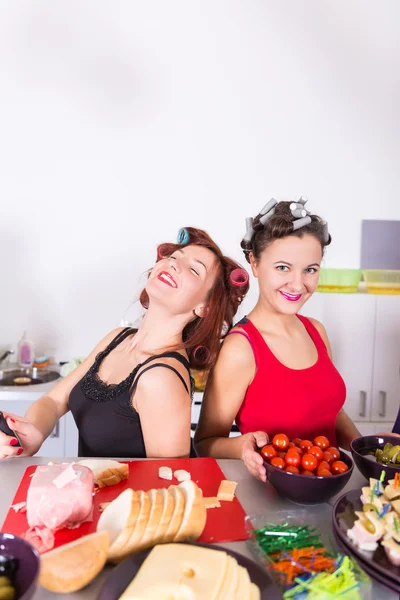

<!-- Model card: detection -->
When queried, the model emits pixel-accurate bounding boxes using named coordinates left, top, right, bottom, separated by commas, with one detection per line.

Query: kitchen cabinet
left=0, top=400, right=66, bottom=457
left=302, top=293, right=399, bottom=430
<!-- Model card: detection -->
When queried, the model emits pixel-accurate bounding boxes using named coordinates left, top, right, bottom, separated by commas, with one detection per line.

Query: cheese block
left=119, top=543, right=230, bottom=600
left=163, top=486, right=185, bottom=543
left=154, top=488, right=175, bottom=543
left=158, top=466, right=173, bottom=480
left=139, top=489, right=164, bottom=550
left=204, top=497, right=221, bottom=509
left=217, top=480, right=237, bottom=502
left=97, top=488, right=140, bottom=561
left=173, top=480, right=207, bottom=542
left=77, top=459, right=128, bottom=487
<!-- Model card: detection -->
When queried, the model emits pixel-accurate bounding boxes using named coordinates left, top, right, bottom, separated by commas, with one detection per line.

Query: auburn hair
left=139, top=227, right=249, bottom=369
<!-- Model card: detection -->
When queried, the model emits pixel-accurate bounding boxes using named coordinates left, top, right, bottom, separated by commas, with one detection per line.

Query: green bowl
left=317, top=268, right=362, bottom=293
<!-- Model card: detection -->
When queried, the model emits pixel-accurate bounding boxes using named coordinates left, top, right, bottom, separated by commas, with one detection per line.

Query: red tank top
left=232, top=315, right=346, bottom=447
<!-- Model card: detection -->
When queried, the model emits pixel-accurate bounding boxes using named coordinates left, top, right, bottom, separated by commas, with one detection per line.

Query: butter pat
left=174, top=469, right=191, bottom=482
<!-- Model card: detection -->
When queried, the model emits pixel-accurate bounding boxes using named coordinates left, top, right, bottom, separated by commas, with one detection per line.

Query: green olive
left=0, top=580, right=12, bottom=589
left=363, top=521, right=376, bottom=534
left=0, top=586, right=15, bottom=600
left=363, top=503, right=377, bottom=513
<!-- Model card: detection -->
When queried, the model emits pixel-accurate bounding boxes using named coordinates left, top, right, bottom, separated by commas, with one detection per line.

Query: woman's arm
left=309, top=318, right=361, bottom=449
left=133, top=367, right=192, bottom=458
left=1, top=328, right=125, bottom=458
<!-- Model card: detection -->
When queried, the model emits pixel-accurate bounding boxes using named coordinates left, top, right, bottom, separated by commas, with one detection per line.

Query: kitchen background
left=0, top=1, right=399, bottom=455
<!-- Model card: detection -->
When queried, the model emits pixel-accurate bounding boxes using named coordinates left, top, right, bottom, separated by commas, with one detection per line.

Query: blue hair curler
left=177, top=227, right=190, bottom=245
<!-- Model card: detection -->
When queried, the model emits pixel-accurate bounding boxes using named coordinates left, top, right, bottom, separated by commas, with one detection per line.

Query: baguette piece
left=154, top=488, right=174, bottom=543
left=173, top=480, right=206, bottom=542
left=77, top=459, right=128, bottom=488
left=163, top=486, right=185, bottom=543
left=139, top=489, right=164, bottom=550
left=97, top=488, right=140, bottom=561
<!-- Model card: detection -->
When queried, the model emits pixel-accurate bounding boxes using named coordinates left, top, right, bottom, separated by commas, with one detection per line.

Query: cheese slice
left=217, top=480, right=237, bottom=502
left=217, top=555, right=239, bottom=600
left=234, top=565, right=251, bottom=599
left=77, top=459, right=128, bottom=487
left=250, top=582, right=261, bottom=600
left=119, top=543, right=229, bottom=600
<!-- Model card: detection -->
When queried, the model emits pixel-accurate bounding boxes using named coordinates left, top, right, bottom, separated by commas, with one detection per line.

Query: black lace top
left=68, top=328, right=193, bottom=457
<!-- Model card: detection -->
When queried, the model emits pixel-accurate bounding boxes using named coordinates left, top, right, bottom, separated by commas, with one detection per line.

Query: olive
left=0, top=556, right=17, bottom=578
left=0, top=587, right=15, bottom=600
left=0, top=579, right=11, bottom=588
left=362, top=503, right=377, bottom=513
left=363, top=521, right=376, bottom=534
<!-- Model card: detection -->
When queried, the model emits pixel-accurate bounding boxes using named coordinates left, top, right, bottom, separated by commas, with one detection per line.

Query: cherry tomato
left=317, top=468, right=332, bottom=477
left=272, top=433, right=290, bottom=451
left=322, top=451, right=334, bottom=464
left=326, top=447, right=340, bottom=461
left=277, top=452, right=286, bottom=459
left=308, top=445, right=324, bottom=461
left=292, top=438, right=302, bottom=448
left=302, top=470, right=315, bottom=477
left=285, top=465, right=300, bottom=474
left=285, top=451, right=301, bottom=467
left=314, top=436, right=330, bottom=450
left=270, top=457, right=286, bottom=470
left=260, top=444, right=277, bottom=461
left=331, top=460, right=349, bottom=474
left=318, top=461, right=331, bottom=472
left=288, top=442, right=296, bottom=449
left=300, top=440, right=313, bottom=452
left=301, top=453, right=318, bottom=472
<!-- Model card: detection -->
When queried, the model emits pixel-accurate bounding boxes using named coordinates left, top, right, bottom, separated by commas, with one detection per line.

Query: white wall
left=0, top=1, right=399, bottom=358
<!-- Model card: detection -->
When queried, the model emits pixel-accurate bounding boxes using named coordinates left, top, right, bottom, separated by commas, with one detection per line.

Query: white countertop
left=0, top=364, right=61, bottom=401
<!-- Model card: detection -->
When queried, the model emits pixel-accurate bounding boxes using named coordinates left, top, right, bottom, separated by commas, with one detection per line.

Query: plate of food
left=98, top=542, right=282, bottom=600
left=332, top=474, right=400, bottom=589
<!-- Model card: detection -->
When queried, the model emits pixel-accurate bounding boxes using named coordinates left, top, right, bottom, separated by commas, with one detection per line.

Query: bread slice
left=119, top=543, right=229, bottom=600
left=173, top=480, right=207, bottom=542
left=154, top=488, right=174, bottom=544
left=234, top=565, right=252, bottom=599
left=96, top=488, right=140, bottom=560
left=163, top=486, right=185, bottom=543
left=39, top=531, right=109, bottom=592
left=116, top=490, right=151, bottom=560
left=77, top=459, right=128, bottom=487
left=217, top=555, right=239, bottom=599
left=250, top=582, right=261, bottom=600
left=138, top=489, right=164, bottom=550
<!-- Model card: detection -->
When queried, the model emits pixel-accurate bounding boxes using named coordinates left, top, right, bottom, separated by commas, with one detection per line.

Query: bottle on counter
left=17, top=332, right=34, bottom=368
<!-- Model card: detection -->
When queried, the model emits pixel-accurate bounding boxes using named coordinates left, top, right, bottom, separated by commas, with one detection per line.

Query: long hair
left=139, top=227, right=249, bottom=369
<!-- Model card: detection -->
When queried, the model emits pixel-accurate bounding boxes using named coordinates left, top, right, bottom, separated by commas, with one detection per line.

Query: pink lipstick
left=279, top=291, right=301, bottom=302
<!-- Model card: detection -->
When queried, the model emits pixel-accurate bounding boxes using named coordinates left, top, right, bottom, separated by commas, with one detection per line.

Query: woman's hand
left=241, top=431, right=269, bottom=482
left=376, top=431, right=400, bottom=439
left=0, top=412, right=44, bottom=459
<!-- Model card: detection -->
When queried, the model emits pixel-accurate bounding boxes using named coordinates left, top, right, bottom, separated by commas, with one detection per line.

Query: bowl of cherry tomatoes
left=260, top=433, right=353, bottom=504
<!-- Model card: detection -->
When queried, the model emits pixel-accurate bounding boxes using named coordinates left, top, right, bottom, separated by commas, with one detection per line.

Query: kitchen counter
left=0, top=366, right=61, bottom=401
left=0, top=457, right=396, bottom=599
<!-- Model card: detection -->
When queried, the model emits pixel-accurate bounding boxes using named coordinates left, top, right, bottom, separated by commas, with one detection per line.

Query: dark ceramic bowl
left=0, top=533, right=40, bottom=600
left=351, top=435, right=400, bottom=483
left=263, top=451, right=353, bottom=504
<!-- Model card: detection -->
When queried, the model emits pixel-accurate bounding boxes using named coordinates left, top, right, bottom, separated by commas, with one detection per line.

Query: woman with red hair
left=0, top=227, right=249, bottom=460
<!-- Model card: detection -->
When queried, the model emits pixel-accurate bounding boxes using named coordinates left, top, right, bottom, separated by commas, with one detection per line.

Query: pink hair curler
left=229, top=268, right=249, bottom=287
left=191, top=345, right=210, bottom=366
left=157, top=244, right=169, bottom=260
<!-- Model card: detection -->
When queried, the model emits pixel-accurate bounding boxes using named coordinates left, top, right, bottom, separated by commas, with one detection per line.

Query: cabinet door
left=371, top=296, right=400, bottom=423
left=0, top=400, right=65, bottom=457
left=301, top=294, right=376, bottom=422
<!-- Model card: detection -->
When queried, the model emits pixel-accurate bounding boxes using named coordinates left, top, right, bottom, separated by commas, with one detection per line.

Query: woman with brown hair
left=0, top=227, right=248, bottom=459
left=195, top=200, right=361, bottom=480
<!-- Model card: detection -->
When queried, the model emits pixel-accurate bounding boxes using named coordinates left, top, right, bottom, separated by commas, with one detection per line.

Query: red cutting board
left=1, top=458, right=248, bottom=550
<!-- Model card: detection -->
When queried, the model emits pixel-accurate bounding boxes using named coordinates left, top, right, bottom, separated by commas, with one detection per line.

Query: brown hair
left=245, top=201, right=331, bottom=264
left=139, top=227, right=249, bottom=369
